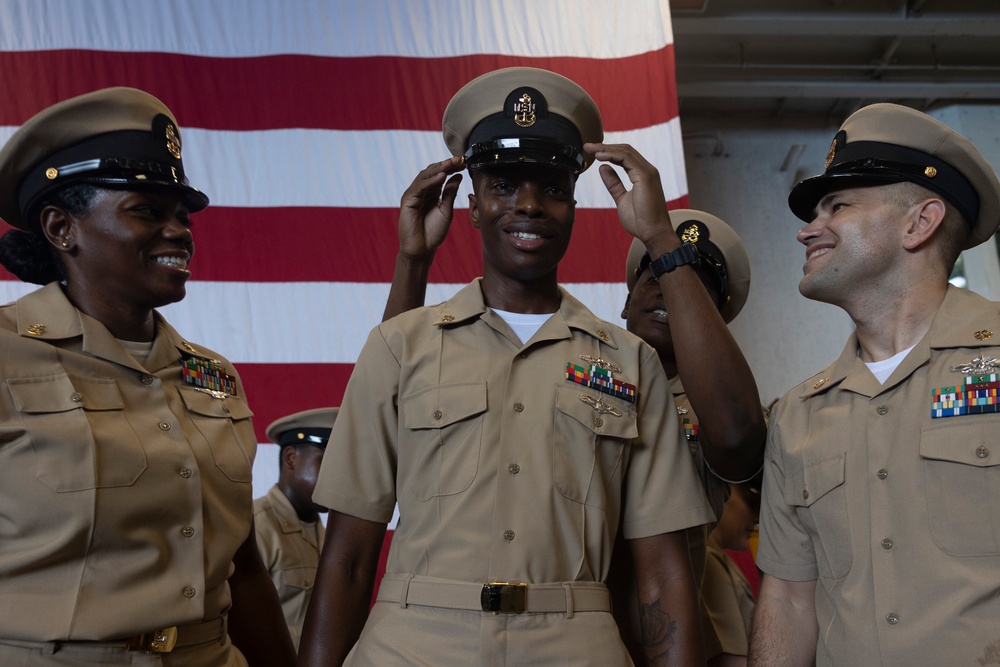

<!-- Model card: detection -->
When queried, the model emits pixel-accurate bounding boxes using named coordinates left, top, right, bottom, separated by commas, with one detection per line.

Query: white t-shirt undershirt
left=117, top=337, right=154, bottom=366
left=492, top=308, right=554, bottom=345
left=864, top=345, right=915, bottom=384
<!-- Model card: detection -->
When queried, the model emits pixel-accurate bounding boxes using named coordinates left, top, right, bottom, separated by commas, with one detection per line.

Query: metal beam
left=677, top=80, right=1000, bottom=99
left=672, top=17, right=1000, bottom=37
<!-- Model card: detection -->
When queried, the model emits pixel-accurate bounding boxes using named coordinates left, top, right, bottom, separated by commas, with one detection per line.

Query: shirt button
left=519, top=352, right=528, bottom=359
left=181, top=526, right=195, bottom=538
left=802, top=489, right=809, bottom=500
left=977, top=445, right=990, bottom=459
left=881, top=538, right=893, bottom=550
left=432, top=410, right=442, bottom=420
left=222, top=404, right=230, bottom=414
left=594, top=417, right=604, bottom=428
left=886, top=612, right=899, bottom=625
left=508, top=463, right=520, bottom=475
left=876, top=405, right=888, bottom=415
left=159, top=422, right=171, bottom=431
left=140, top=374, right=154, bottom=385
left=513, top=402, right=524, bottom=412
left=179, top=467, right=193, bottom=479
left=70, top=392, right=82, bottom=402
left=183, top=586, right=197, bottom=599
left=877, top=469, right=888, bottom=480
left=503, top=529, right=515, bottom=542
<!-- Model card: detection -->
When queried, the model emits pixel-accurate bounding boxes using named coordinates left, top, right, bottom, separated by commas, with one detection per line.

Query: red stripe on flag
left=236, top=362, right=355, bottom=442
left=0, top=194, right=689, bottom=284
left=0, top=48, right=677, bottom=132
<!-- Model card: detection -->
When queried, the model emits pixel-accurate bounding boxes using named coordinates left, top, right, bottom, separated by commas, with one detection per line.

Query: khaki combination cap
left=442, top=67, right=603, bottom=174
left=788, top=102, right=1000, bottom=249
left=625, top=209, right=751, bottom=324
left=0, top=87, right=209, bottom=230
left=266, top=407, right=340, bottom=449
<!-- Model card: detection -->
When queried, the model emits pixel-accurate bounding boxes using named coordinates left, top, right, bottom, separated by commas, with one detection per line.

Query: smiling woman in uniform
left=0, top=88, right=294, bottom=666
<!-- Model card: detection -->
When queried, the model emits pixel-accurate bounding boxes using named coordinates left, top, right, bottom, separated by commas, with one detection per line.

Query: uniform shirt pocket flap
left=786, top=455, right=845, bottom=508
left=920, top=424, right=997, bottom=468
left=8, top=374, right=123, bottom=413
left=403, top=381, right=487, bottom=430
left=179, top=386, right=254, bottom=419
left=280, top=566, right=316, bottom=590
left=555, top=384, right=638, bottom=439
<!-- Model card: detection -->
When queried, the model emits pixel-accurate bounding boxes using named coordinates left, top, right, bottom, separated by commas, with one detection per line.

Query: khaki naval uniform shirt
left=702, top=537, right=754, bottom=657
left=671, top=376, right=730, bottom=659
left=314, top=280, right=714, bottom=665
left=757, top=286, right=1000, bottom=666
left=0, top=284, right=256, bottom=655
left=254, top=484, right=324, bottom=650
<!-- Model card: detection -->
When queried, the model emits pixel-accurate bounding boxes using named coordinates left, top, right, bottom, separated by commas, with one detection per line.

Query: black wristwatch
left=648, top=242, right=701, bottom=279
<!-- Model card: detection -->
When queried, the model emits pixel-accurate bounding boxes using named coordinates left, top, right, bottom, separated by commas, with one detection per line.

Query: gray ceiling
left=672, top=0, right=1000, bottom=119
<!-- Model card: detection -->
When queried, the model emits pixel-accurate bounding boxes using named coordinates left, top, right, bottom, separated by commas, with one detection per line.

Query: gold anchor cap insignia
left=681, top=223, right=701, bottom=244
left=974, top=330, right=993, bottom=341
left=513, top=92, right=536, bottom=128
left=26, top=324, right=45, bottom=335
left=825, top=139, right=837, bottom=169
left=165, top=123, right=181, bottom=159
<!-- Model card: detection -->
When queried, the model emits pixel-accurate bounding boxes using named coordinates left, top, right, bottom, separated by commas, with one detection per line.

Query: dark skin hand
left=587, top=142, right=766, bottom=483
left=228, top=521, right=297, bottom=666
left=382, top=156, right=464, bottom=322
left=298, top=511, right=386, bottom=667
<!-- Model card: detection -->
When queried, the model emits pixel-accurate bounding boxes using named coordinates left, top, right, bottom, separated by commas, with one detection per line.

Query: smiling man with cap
left=748, top=103, right=1000, bottom=666
left=255, top=407, right=338, bottom=652
left=299, top=67, right=714, bottom=667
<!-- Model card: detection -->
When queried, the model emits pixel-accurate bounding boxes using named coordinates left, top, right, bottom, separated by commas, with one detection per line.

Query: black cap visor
left=466, top=137, right=583, bottom=173
left=18, top=128, right=209, bottom=227
left=789, top=141, right=978, bottom=225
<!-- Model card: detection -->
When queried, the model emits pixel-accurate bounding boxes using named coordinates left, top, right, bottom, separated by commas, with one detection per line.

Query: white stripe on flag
left=0, top=0, right=673, bottom=58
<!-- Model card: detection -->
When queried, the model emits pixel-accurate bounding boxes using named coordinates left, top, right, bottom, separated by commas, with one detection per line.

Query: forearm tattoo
left=640, top=599, right=677, bottom=665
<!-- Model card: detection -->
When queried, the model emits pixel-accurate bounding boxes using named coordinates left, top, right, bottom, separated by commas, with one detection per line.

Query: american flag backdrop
left=0, top=0, right=688, bottom=504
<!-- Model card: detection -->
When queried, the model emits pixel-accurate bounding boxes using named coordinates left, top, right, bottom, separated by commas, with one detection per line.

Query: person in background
left=612, top=206, right=765, bottom=663
left=0, top=87, right=294, bottom=666
left=750, top=103, right=1000, bottom=666
left=702, top=484, right=761, bottom=666
left=300, top=66, right=714, bottom=667
left=254, top=407, right=337, bottom=651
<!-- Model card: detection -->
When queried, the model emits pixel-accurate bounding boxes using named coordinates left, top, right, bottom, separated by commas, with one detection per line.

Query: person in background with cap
left=0, top=88, right=295, bottom=666
left=299, top=67, right=714, bottom=666
left=254, top=407, right=337, bottom=651
left=748, top=103, right=1000, bottom=666
left=609, top=200, right=765, bottom=664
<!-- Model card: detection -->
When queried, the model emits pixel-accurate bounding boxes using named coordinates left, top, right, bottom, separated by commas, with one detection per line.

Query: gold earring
left=61, top=241, right=69, bottom=248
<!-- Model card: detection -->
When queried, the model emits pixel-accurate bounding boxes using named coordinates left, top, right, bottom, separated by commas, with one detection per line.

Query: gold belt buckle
left=125, top=626, right=178, bottom=653
left=481, top=581, right=527, bottom=614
